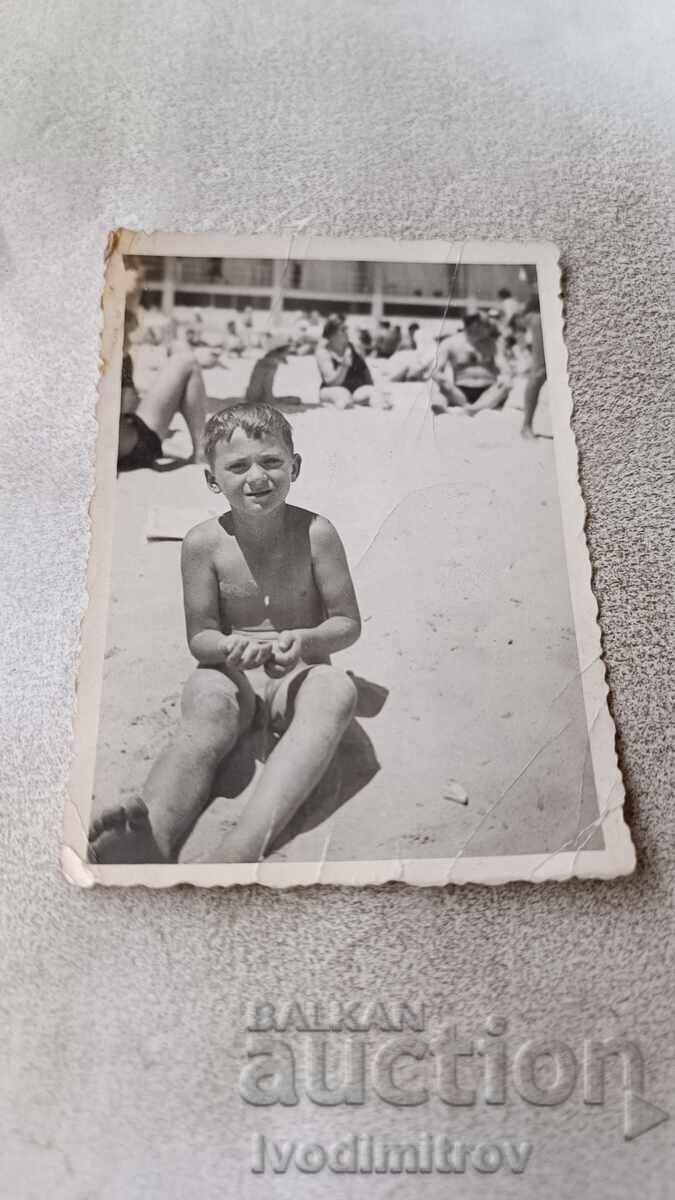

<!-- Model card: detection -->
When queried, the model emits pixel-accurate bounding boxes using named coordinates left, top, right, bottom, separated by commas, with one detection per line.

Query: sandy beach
left=93, top=356, right=602, bottom=864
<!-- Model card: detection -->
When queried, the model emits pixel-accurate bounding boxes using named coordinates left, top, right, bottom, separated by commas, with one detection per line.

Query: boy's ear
left=205, top=468, right=221, bottom=493
left=291, top=453, right=302, bottom=482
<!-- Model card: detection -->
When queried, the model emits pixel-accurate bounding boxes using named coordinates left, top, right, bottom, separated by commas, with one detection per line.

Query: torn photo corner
left=63, top=232, right=635, bottom=887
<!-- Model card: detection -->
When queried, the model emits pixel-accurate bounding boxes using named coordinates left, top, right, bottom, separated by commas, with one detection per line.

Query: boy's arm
left=274, top=518, right=361, bottom=669
left=182, top=526, right=230, bottom=665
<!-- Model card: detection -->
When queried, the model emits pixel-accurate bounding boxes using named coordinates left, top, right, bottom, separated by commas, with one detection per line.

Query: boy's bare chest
left=214, top=539, right=318, bottom=623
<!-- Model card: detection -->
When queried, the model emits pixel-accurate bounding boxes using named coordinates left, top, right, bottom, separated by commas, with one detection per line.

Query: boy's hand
left=265, top=630, right=304, bottom=677
left=223, top=635, right=274, bottom=671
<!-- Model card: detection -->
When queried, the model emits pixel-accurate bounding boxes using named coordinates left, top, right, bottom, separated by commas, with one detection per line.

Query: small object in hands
left=444, top=780, right=469, bottom=805
left=263, top=637, right=290, bottom=679
left=264, top=631, right=301, bottom=679
left=264, top=660, right=288, bottom=678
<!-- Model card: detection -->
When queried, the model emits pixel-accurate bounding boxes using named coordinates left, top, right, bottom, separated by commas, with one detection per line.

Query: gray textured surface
left=1, top=1, right=674, bottom=1196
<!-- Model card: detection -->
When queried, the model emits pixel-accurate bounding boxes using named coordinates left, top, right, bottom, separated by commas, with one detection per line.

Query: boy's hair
left=203, top=403, right=295, bottom=464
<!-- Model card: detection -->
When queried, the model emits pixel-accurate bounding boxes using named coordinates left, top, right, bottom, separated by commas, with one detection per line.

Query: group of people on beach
left=116, top=309, right=389, bottom=471
left=117, top=272, right=546, bottom=473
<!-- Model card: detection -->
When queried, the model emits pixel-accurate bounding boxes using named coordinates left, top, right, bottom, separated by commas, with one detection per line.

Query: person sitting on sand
left=497, top=313, right=532, bottom=410
left=89, top=402, right=362, bottom=865
left=118, top=307, right=209, bottom=470
left=288, top=312, right=321, bottom=356
left=374, top=320, right=402, bottom=358
left=497, top=287, right=522, bottom=331
left=316, top=315, right=391, bottom=410
left=355, top=327, right=373, bottom=358
left=223, top=319, right=246, bottom=356
left=402, top=322, right=420, bottom=351
left=239, top=307, right=262, bottom=352
left=244, top=334, right=302, bottom=407
left=430, top=309, right=509, bottom=415
left=385, top=324, right=436, bottom=383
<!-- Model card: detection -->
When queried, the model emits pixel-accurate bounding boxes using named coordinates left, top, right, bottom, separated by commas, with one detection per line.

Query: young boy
left=89, top=403, right=361, bottom=864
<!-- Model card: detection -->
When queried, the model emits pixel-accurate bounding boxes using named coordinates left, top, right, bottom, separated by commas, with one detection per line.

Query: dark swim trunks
left=459, top=385, right=490, bottom=405
left=118, top=413, right=163, bottom=471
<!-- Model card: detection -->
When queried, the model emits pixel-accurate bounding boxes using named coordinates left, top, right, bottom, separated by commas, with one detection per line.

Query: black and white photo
left=64, top=234, right=634, bottom=886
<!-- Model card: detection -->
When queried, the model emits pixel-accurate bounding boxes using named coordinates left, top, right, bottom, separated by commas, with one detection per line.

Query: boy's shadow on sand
left=178, top=676, right=387, bottom=863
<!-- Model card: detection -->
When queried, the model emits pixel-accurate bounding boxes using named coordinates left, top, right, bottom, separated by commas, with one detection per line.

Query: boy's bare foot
left=88, top=799, right=167, bottom=864
left=521, top=424, right=536, bottom=440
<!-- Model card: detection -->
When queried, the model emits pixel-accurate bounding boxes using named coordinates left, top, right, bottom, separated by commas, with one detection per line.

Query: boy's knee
left=306, top=666, right=357, bottom=720
left=182, top=672, right=252, bottom=734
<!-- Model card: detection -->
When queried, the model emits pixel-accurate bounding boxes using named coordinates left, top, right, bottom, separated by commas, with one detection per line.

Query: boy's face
left=206, top=430, right=300, bottom=516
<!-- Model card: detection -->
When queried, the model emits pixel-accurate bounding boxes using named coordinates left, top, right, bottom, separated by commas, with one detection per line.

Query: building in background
left=136, top=257, right=537, bottom=326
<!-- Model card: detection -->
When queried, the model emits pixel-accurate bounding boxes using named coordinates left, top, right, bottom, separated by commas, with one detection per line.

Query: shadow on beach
left=177, top=676, right=388, bottom=863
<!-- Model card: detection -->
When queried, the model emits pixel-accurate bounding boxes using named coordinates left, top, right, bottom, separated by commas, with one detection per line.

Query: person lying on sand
left=118, top=348, right=209, bottom=468
left=89, top=403, right=362, bottom=864
left=118, top=287, right=209, bottom=469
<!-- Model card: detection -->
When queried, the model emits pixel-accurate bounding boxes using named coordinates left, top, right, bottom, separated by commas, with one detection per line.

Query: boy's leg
left=89, top=667, right=256, bottom=864
left=206, top=666, right=357, bottom=863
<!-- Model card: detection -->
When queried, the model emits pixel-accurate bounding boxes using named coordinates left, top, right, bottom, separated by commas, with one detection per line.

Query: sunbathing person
left=118, top=348, right=209, bottom=469
left=316, top=316, right=391, bottom=410
left=430, top=309, right=509, bottom=415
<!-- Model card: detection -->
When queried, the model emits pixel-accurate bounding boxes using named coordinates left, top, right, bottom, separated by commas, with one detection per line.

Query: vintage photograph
left=64, top=234, right=634, bottom=886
